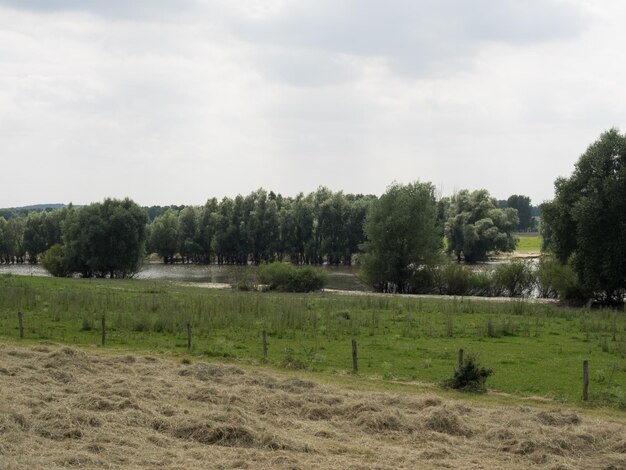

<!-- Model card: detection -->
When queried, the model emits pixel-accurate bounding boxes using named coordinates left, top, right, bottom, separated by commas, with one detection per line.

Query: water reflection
left=0, top=262, right=369, bottom=292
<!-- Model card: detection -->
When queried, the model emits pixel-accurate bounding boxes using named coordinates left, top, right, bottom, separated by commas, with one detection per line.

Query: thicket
left=258, top=263, right=328, bottom=292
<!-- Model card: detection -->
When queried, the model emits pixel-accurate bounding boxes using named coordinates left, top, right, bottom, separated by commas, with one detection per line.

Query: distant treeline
left=0, top=188, right=536, bottom=268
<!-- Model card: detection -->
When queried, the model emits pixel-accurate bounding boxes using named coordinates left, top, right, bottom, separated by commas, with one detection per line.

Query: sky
left=1, top=0, right=625, bottom=208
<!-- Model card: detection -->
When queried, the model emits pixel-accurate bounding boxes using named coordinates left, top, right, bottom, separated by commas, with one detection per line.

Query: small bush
left=258, top=263, right=328, bottom=293
left=437, top=264, right=474, bottom=296
left=432, top=264, right=493, bottom=297
left=41, top=244, right=71, bottom=277
left=443, top=354, right=493, bottom=393
left=536, top=256, right=588, bottom=303
left=491, top=261, right=536, bottom=297
left=80, top=316, right=92, bottom=331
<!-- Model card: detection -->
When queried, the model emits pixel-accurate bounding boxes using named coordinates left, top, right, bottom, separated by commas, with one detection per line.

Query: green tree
left=197, top=198, right=218, bottom=263
left=506, top=194, right=535, bottom=231
left=23, top=210, right=65, bottom=263
left=445, top=189, right=518, bottom=263
left=58, top=198, right=147, bottom=278
left=178, top=206, right=200, bottom=263
left=542, top=128, right=626, bottom=305
left=149, top=210, right=180, bottom=264
left=361, top=182, right=442, bottom=293
left=0, top=217, right=26, bottom=264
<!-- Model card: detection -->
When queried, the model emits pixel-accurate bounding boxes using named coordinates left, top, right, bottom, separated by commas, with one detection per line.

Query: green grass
left=1, top=274, right=625, bottom=408
left=515, top=233, right=542, bottom=253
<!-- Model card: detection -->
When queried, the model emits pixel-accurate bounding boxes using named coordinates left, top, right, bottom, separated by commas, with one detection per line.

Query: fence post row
left=18, top=311, right=24, bottom=339
left=352, top=339, right=358, bottom=372
left=262, top=330, right=268, bottom=360
left=187, top=322, right=192, bottom=352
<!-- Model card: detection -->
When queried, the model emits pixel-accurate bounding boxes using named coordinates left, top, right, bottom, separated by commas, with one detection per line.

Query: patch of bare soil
left=1, top=343, right=624, bottom=469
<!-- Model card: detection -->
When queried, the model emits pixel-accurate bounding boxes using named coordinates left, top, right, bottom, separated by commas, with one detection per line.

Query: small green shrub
left=258, top=263, right=328, bottom=293
left=434, top=264, right=474, bottom=295
left=80, top=316, right=92, bottom=331
left=536, top=256, right=588, bottom=303
left=443, top=354, right=493, bottom=393
left=41, top=244, right=71, bottom=277
left=491, top=261, right=535, bottom=297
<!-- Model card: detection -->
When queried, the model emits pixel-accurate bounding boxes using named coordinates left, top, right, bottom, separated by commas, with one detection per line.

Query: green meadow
left=515, top=233, right=542, bottom=253
left=1, top=275, right=625, bottom=408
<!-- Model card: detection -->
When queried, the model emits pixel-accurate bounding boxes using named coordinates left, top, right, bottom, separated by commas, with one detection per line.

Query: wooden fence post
left=101, top=315, right=106, bottom=347
left=352, top=339, right=358, bottom=372
left=187, top=322, right=192, bottom=352
left=262, top=330, right=268, bottom=360
left=583, top=360, right=589, bottom=401
left=458, top=348, right=464, bottom=370
left=18, top=311, right=23, bottom=339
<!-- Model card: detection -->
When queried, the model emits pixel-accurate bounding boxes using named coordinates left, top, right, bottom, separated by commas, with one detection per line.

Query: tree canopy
left=445, top=189, right=518, bottom=263
left=542, top=128, right=626, bottom=305
left=45, top=198, right=147, bottom=278
left=505, top=195, right=535, bottom=231
left=361, top=182, right=442, bottom=293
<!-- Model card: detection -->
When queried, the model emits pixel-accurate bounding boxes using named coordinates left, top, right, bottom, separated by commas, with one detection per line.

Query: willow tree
left=445, top=189, right=518, bottom=263
left=361, top=182, right=442, bottom=293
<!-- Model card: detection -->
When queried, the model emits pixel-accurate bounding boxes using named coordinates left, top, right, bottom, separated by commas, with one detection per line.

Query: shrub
left=432, top=264, right=492, bottom=297
left=491, top=261, right=535, bottom=297
left=436, top=264, right=474, bottom=296
left=443, top=354, right=493, bottom=393
left=258, top=263, right=328, bottom=293
left=536, top=256, right=588, bottom=303
left=41, top=244, right=71, bottom=277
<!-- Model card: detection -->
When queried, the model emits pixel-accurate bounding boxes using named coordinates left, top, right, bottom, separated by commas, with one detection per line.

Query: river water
left=0, top=262, right=369, bottom=292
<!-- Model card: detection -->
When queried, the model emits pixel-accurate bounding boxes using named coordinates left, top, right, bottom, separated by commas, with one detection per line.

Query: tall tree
left=23, top=210, right=65, bottom=263
left=506, top=194, right=534, bottom=231
left=178, top=206, right=200, bottom=263
left=445, top=189, right=518, bottom=262
left=149, top=210, right=180, bottom=264
left=542, top=128, right=626, bottom=304
left=57, top=198, right=148, bottom=277
left=361, top=182, right=442, bottom=293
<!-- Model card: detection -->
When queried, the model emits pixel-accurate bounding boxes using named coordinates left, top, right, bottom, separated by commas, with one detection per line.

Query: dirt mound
left=0, top=343, right=625, bottom=469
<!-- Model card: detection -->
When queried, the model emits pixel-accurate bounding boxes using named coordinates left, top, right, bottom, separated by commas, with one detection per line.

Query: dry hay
left=0, top=343, right=625, bottom=469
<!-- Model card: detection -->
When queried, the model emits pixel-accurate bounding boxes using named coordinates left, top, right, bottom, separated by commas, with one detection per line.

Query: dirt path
left=1, top=343, right=624, bottom=469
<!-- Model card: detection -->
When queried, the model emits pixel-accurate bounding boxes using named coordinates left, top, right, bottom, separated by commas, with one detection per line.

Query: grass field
left=515, top=233, right=542, bottom=253
left=1, top=275, right=625, bottom=408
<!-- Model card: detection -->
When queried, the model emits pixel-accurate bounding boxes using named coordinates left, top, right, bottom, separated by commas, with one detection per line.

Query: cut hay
left=0, top=343, right=624, bottom=469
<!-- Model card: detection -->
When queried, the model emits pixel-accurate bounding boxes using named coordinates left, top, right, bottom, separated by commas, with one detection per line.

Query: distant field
left=515, top=233, right=542, bottom=253
left=1, top=275, right=625, bottom=408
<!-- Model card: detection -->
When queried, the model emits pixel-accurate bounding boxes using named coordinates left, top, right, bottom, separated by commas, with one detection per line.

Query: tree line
left=1, top=187, right=536, bottom=272
left=147, top=188, right=373, bottom=266
left=2, top=130, right=622, bottom=305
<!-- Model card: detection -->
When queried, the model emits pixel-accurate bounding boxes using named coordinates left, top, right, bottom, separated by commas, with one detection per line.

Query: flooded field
left=0, top=262, right=368, bottom=292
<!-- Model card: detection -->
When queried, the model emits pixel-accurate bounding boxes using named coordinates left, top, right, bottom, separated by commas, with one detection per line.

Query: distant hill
left=14, top=204, right=67, bottom=211
left=0, top=204, right=69, bottom=219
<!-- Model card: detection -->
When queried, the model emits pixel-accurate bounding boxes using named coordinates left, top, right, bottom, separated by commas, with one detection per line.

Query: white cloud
left=0, top=0, right=624, bottom=207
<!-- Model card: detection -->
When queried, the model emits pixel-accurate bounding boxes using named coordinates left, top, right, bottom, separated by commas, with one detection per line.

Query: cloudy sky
left=1, top=0, right=625, bottom=207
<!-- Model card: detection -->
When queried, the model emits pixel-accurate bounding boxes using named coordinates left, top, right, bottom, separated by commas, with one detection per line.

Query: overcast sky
left=1, top=0, right=625, bottom=207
